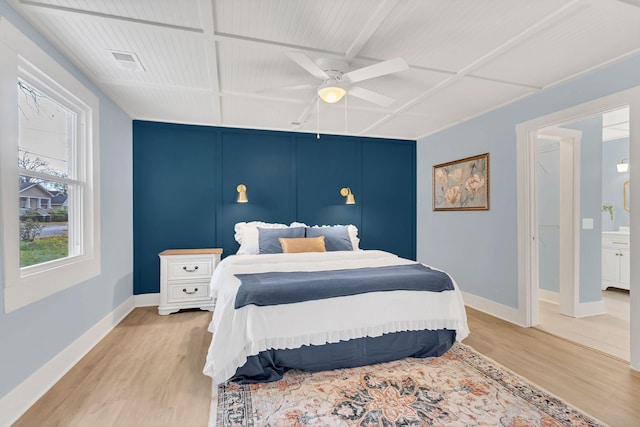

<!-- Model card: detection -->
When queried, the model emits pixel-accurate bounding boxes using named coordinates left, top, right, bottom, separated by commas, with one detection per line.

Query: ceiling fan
left=284, top=52, right=409, bottom=107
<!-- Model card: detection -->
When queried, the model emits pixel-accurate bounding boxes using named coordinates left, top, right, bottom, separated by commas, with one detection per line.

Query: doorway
left=533, top=112, right=631, bottom=361
left=535, top=128, right=581, bottom=322
left=516, top=89, right=638, bottom=369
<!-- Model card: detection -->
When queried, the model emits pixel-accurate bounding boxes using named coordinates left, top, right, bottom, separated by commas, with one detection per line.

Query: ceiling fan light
left=317, top=84, right=346, bottom=104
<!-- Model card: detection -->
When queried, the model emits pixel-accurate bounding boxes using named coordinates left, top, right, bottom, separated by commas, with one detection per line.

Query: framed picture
left=433, top=153, right=489, bottom=211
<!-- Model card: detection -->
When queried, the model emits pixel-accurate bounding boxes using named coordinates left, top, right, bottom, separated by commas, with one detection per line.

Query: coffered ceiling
left=9, top=0, right=640, bottom=140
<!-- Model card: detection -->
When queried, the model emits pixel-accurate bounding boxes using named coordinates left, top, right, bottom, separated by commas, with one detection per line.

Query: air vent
left=108, top=50, right=145, bottom=71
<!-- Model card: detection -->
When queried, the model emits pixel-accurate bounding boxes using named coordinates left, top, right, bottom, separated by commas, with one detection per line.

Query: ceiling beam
left=345, top=0, right=399, bottom=60
left=219, top=90, right=308, bottom=105
left=19, top=0, right=204, bottom=33
left=213, top=31, right=340, bottom=58
left=455, top=0, right=585, bottom=76
left=199, top=0, right=222, bottom=124
left=361, top=0, right=585, bottom=137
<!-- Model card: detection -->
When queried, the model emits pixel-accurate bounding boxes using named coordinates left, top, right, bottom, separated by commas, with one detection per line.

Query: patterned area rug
left=212, top=343, right=607, bottom=426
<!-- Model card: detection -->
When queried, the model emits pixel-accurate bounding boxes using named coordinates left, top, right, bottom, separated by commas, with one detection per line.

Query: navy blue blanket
left=234, top=263, right=454, bottom=309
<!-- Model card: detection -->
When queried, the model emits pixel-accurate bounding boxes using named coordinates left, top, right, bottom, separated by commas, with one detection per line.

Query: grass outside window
left=20, top=222, right=68, bottom=267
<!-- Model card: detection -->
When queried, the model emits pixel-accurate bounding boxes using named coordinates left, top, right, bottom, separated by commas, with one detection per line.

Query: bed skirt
left=228, top=329, right=456, bottom=384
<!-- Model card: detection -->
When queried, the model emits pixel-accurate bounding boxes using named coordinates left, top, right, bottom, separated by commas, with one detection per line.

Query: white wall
left=417, top=52, right=640, bottom=310
left=0, top=0, right=133, bottom=417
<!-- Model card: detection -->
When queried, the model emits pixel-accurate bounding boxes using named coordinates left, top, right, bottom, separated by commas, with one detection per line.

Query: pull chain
left=316, top=97, right=320, bottom=139
left=344, top=93, right=348, bottom=134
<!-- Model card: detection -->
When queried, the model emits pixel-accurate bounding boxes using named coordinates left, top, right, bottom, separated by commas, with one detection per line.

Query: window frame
left=0, top=17, right=101, bottom=313
left=18, top=71, right=83, bottom=271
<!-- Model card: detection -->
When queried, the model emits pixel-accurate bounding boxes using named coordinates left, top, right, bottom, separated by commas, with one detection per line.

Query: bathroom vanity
left=602, top=228, right=630, bottom=291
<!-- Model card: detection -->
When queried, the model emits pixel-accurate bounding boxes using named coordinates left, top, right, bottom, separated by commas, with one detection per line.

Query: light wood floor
left=537, top=289, right=630, bottom=361
left=14, top=306, right=640, bottom=427
left=464, top=307, right=640, bottom=427
left=14, top=307, right=213, bottom=427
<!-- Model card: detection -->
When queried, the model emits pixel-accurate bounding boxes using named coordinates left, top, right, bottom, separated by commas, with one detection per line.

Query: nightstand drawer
left=168, top=283, right=210, bottom=301
left=166, top=258, right=213, bottom=280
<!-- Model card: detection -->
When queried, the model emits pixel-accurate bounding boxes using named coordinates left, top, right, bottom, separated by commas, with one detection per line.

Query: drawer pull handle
left=183, top=266, right=199, bottom=272
left=182, top=288, right=198, bottom=294
left=612, top=242, right=627, bottom=245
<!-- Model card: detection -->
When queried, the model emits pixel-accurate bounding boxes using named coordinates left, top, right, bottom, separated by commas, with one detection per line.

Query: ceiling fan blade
left=348, top=86, right=396, bottom=107
left=344, top=57, right=408, bottom=83
left=287, top=52, right=329, bottom=80
left=257, top=84, right=315, bottom=94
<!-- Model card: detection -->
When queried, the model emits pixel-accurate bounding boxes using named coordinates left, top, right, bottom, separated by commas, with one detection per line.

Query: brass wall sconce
left=340, top=187, right=355, bottom=205
left=617, top=157, right=629, bottom=173
left=237, top=184, right=248, bottom=203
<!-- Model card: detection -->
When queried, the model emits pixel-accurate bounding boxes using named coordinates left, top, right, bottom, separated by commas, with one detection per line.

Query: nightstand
left=158, top=248, right=222, bottom=315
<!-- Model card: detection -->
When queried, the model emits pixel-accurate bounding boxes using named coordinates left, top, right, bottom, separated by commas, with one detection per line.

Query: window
left=18, top=78, right=75, bottom=268
left=0, top=18, right=100, bottom=312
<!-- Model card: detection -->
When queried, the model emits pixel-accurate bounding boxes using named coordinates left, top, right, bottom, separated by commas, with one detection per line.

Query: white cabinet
left=158, top=248, right=222, bottom=315
left=601, top=233, right=630, bottom=291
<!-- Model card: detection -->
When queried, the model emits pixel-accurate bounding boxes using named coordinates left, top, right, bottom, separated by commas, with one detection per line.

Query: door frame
left=534, top=128, right=582, bottom=324
left=515, top=86, right=640, bottom=370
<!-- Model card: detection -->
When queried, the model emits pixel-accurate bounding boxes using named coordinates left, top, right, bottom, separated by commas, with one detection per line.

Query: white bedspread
left=202, top=250, right=469, bottom=385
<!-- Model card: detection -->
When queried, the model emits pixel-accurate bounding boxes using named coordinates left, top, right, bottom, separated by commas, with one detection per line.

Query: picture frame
left=433, top=153, right=489, bottom=211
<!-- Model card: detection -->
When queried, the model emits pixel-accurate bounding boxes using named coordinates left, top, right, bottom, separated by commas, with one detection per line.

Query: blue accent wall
left=133, top=121, right=416, bottom=295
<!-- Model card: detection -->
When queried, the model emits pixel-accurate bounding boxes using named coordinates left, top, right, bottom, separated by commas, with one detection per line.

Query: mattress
left=203, top=250, right=469, bottom=385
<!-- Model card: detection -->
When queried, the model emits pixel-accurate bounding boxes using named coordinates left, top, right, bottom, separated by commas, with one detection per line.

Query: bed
left=202, top=224, right=469, bottom=385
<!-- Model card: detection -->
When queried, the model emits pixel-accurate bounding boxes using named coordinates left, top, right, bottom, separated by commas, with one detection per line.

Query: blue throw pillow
left=305, top=226, right=353, bottom=251
left=258, top=227, right=305, bottom=254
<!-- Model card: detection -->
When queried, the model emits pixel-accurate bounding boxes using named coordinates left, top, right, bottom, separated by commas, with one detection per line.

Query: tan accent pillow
left=279, top=236, right=326, bottom=253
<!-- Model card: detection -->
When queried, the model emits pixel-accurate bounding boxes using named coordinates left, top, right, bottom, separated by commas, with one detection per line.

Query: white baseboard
left=574, top=299, right=606, bottom=318
left=462, top=291, right=526, bottom=327
left=0, top=296, right=135, bottom=427
left=134, top=292, right=160, bottom=307
left=536, top=291, right=605, bottom=318
left=538, top=289, right=560, bottom=304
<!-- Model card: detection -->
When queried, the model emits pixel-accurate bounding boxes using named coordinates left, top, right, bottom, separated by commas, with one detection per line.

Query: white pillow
left=289, top=222, right=360, bottom=250
left=234, top=221, right=289, bottom=255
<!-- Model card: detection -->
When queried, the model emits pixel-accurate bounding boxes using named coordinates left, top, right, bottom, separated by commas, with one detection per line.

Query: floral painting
left=433, top=153, right=489, bottom=211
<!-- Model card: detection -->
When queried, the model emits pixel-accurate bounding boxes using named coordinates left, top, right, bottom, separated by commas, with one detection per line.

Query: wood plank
left=14, top=306, right=640, bottom=426
left=13, top=307, right=213, bottom=427
left=463, top=307, right=640, bottom=427
left=159, top=248, right=223, bottom=256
